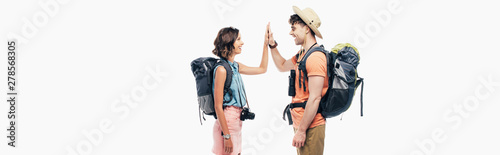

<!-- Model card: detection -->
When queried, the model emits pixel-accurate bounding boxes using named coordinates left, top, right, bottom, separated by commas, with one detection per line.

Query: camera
left=240, top=107, right=255, bottom=121
left=288, top=70, right=296, bottom=96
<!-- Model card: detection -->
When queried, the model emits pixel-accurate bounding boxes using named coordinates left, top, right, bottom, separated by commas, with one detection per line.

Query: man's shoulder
left=306, top=51, right=327, bottom=64
left=309, top=51, right=326, bottom=58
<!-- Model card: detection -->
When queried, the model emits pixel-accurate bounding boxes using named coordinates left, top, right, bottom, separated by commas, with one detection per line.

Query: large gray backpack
left=191, top=57, right=233, bottom=124
left=283, top=43, right=364, bottom=124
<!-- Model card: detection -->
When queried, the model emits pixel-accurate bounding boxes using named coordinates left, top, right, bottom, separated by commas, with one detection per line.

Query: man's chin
left=294, top=40, right=302, bottom=45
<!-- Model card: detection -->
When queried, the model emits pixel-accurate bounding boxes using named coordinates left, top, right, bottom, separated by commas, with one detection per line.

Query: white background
left=1, top=0, right=500, bottom=155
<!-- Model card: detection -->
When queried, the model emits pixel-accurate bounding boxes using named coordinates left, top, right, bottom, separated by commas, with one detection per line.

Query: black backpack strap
left=355, top=77, right=364, bottom=116
left=217, top=59, right=233, bottom=104
left=282, top=104, right=292, bottom=125
left=282, top=102, right=307, bottom=125
left=297, top=45, right=328, bottom=92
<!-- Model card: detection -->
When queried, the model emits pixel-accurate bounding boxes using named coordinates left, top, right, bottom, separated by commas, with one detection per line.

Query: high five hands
left=265, top=22, right=276, bottom=47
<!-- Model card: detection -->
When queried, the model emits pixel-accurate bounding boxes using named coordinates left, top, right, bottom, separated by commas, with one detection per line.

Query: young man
left=268, top=6, right=328, bottom=154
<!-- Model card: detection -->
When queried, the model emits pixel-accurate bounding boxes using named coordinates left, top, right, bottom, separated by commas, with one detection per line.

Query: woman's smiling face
left=232, top=32, right=244, bottom=54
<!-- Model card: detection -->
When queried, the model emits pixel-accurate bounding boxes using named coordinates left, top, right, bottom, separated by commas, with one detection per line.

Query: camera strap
left=239, top=86, right=249, bottom=109
left=234, top=62, right=250, bottom=109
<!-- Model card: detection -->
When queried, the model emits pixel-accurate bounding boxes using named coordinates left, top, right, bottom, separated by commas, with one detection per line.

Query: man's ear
left=303, top=24, right=310, bottom=34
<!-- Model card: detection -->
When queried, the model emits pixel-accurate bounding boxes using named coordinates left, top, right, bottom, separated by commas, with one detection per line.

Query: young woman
left=211, top=24, right=270, bottom=155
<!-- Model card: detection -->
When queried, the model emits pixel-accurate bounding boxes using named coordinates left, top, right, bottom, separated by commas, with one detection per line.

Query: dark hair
left=212, top=27, right=239, bottom=59
left=289, top=14, right=315, bottom=36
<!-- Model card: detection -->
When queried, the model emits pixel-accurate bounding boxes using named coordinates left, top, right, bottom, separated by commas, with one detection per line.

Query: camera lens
left=247, top=112, right=255, bottom=120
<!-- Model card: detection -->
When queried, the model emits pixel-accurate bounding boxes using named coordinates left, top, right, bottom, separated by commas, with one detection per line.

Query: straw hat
left=292, top=6, right=323, bottom=39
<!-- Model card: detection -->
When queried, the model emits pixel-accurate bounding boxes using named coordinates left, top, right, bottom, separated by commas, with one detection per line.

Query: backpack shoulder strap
left=297, top=45, right=329, bottom=91
left=216, top=59, right=233, bottom=103
left=301, top=45, right=328, bottom=64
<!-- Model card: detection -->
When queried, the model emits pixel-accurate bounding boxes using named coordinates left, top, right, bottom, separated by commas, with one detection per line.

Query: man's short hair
left=289, top=14, right=315, bottom=36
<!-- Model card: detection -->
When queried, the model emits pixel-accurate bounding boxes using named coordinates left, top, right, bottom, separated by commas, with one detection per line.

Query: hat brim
left=293, top=6, right=322, bottom=39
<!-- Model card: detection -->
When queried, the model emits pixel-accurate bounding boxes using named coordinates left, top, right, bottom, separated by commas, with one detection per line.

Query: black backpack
left=191, top=57, right=233, bottom=124
left=283, top=43, right=364, bottom=124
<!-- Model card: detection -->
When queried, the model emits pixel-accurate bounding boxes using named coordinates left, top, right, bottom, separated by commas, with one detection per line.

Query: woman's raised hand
left=265, top=22, right=270, bottom=44
left=267, top=22, right=276, bottom=46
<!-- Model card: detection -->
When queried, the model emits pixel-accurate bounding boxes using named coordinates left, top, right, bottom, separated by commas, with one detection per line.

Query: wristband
left=269, top=40, right=278, bottom=49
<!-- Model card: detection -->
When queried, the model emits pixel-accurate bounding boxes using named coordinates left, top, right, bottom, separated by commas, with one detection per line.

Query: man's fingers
left=293, top=140, right=298, bottom=148
left=292, top=139, right=304, bottom=148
